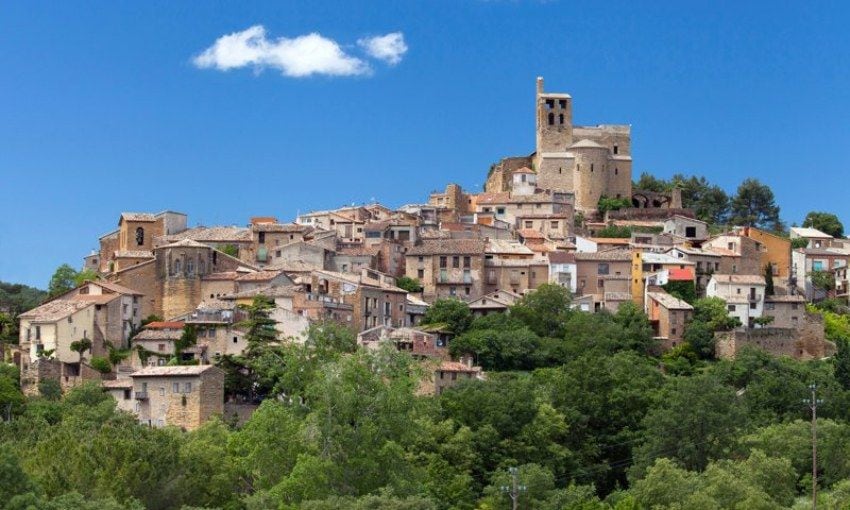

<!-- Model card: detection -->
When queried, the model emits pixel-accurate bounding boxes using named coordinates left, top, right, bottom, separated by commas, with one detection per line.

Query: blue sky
left=2, top=1, right=850, bottom=288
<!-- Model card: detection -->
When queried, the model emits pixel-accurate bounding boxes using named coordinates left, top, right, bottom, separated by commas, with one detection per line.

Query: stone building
left=434, top=360, right=484, bottom=395
left=483, top=240, right=549, bottom=295
left=96, top=211, right=187, bottom=273
left=467, top=289, right=523, bottom=317
left=406, top=239, right=487, bottom=302
left=702, top=233, right=765, bottom=276
left=127, top=365, right=225, bottom=431
left=305, top=269, right=408, bottom=331
left=739, top=226, right=792, bottom=282
left=108, top=239, right=251, bottom=321
left=715, top=312, right=834, bottom=361
left=574, top=251, right=633, bottom=311
left=646, top=291, right=694, bottom=351
left=706, top=274, right=766, bottom=329
left=18, top=280, right=142, bottom=394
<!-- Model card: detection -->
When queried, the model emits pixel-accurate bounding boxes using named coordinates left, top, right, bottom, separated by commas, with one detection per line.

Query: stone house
left=306, top=269, right=407, bottom=331
left=247, top=221, right=314, bottom=266
left=548, top=251, right=577, bottom=292
left=128, top=365, right=224, bottom=431
left=130, top=321, right=186, bottom=368
left=662, top=215, right=709, bottom=242
left=405, top=239, right=487, bottom=302
left=97, top=211, right=187, bottom=273
left=405, top=295, right=428, bottom=326
left=706, top=274, right=766, bottom=329
left=574, top=251, right=633, bottom=311
left=434, top=360, right=484, bottom=395
left=356, top=326, right=448, bottom=360
left=18, top=280, right=143, bottom=394
left=763, top=295, right=807, bottom=329
left=793, top=247, right=850, bottom=300
left=646, top=291, right=694, bottom=351
left=702, top=233, right=765, bottom=276
left=467, top=289, right=523, bottom=317
left=666, top=246, right=722, bottom=296
left=484, top=240, right=549, bottom=295
left=155, top=225, right=252, bottom=261
left=790, top=227, right=834, bottom=249
left=739, top=226, right=792, bottom=282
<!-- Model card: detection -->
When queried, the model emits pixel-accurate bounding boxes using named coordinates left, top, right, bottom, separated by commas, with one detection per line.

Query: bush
left=89, top=356, right=113, bottom=374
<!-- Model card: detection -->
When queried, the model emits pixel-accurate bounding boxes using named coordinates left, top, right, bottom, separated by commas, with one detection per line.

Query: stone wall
left=715, top=313, right=834, bottom=360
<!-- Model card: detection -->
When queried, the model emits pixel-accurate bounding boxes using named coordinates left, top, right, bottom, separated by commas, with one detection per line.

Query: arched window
left=186, top=258, right=194, bottom=275
left=174, top=259, right=181, bottom=274
left=558, top=114, right=564, bottom=125
left=198, top=257, right=205, bottom=274
left=135, top=227, right=144, bottom=246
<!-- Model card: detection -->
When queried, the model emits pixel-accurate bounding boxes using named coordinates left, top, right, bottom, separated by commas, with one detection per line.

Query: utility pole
left=803, top=383, right=823, bottom=510
left=500, top=467, right=527, bottom=510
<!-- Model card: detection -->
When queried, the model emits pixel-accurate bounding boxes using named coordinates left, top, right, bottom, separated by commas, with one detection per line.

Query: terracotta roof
left=91, top=280, right=144, bottom=295
left=265, top=260, right=322, bottom=272
left=155, top=238, right=208, bottom=250
left=253, top=223, right=311, bottom=233
left=575, top=251, right=632, bottom=262
left=130, top=365, right=219, bottom=377
left=114, top=250, right=154, bottom=258
left=228, top=285, right=298, bottom=299
left=235, top=270, right=285, bottom=282
left=517, top=229, right=545, bottom=239
left=202, top=271, right=239, bottom=281
left=407, top=239, right=486, bottom=256
left=120, top=212, right=157, bottom=222
left=590, top=238, right=631, bottom=245
left=791, top=227, right=833, bottom=239
left=667, top=268, right=695, bottom=281
left=336, top=246, right=380, bottom=257
left=548, top=252, right=576, bottom=264
left=19, top=300, right=93, bottom=322
left=72, top=294, right=119, bottom=305
left=475, top=192, right=511, bottom=205
left=160, top=226, right=251, bottom=243
left=145, top=321, right=184, bottom=329
left=102, top=379, right=133, bottom=389
left=486, top=239, right=535, bottom=256
left=710, top=274, right=766, bottom=285
left=647, top=291, right=693, bottom=310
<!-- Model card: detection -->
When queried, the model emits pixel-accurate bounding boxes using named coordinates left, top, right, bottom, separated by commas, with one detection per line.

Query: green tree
left=73, top=269, right=99, bottom=287
left=631, top=374, right=745, bottom=477
left=217, top=244, right=240, bottom=257
left=730, top=178, right=782, bottom=231
left=634, top=172, right=670, bottom=192
left=88, top=356, right=112, bottom=374
left=175, top=325, right=198, bottom=361
left=803, top=211, right=844, bottom=238
left=48, top=264, right=79, bottom=298
left=791, top=237, right=809, bottom=249
left=597, top=196, right=632, bottom=213
left=764, top=263, right=775, bottom=296
left=810, top=270, right=835, bottom=300
left=421, top=298, right=472, bottom=335
left=69, top=338, right=92, bottom=363
left=510, top=283, right=572, bottom=338
left=834, top=338, right=850, bottom=390
left=238, top=295, right=278, bottom=352
left=595, top=225, right=632, bottom=238
left=396, top=276, right=423, bottom=293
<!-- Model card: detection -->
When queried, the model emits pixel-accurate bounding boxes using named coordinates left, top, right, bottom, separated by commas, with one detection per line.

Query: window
left=551, top=221, right=559, bottom=229
left=615, top=168, right=619, bottom=175
left=580, top=279, right=586, bottom=288
left=728, top=305, right=736, bottom=311
left=186, top=259, right=194, bottom=275
left=417, top=269, right=424, bottom=279
left=452, top=256, right=460, bottom=268
left=598, top=279, right=604, bottom=289
left=525, top=220, right=533, bottom=228
left=159, top=387, right=165, bottom=396
left=449, top=287, right=457, bottom=296
left=685, top=226, right=697, bottom=238
left=439, top=256, right=447, bottom=268
left=174, top=259, right=181, bottom=273
left=597, top=263, right=610, bottom=275
left=233, top=336, right=238, bottom=344
left=183, top=382, right=192, bottom=393
left=558, top=113, right=564, bottom=125
left=591, top=164, right=594, bottom=172
left=418, top=256, right=424, bottom=263
left=547, top=113, right=554, bottom=125
left=135, top=227, right=145, bottom=246
left=463, top=256, right=471, bottom=268
left=558, top=99, right=567, bottom=108
left=613, top=145, right=619, bottom=155
left=496, top=207, right=505, bottom=215
left=35, top=326, right=40, bottom=340
left=465, top=287, right=471, bottom=295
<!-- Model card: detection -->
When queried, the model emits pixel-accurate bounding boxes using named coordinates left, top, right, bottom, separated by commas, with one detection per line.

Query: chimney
left=536, top=76, right=544, bottom=95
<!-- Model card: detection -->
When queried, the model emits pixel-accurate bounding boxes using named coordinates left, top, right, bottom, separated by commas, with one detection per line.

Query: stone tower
left=535, top=76, right=573, bottom=154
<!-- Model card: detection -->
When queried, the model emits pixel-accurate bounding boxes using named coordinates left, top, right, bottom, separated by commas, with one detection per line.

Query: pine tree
left=238, top=295, right=278, bottom=352
left=764, top=263, right=775, bottom=296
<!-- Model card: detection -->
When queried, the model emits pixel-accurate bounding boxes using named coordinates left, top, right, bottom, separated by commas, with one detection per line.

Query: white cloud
left=193, top=25, right=371, bottom=78
left=357, top=32, right=408, bottom=65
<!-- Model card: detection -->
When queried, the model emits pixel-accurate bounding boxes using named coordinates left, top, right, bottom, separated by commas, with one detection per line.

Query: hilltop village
left=11, top=77, right=842, bottom=430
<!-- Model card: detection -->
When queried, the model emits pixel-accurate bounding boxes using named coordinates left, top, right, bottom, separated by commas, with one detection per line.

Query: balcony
left=134, top=391, right=148, bottom=400
left=748, top=294, right=762, bottom=303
